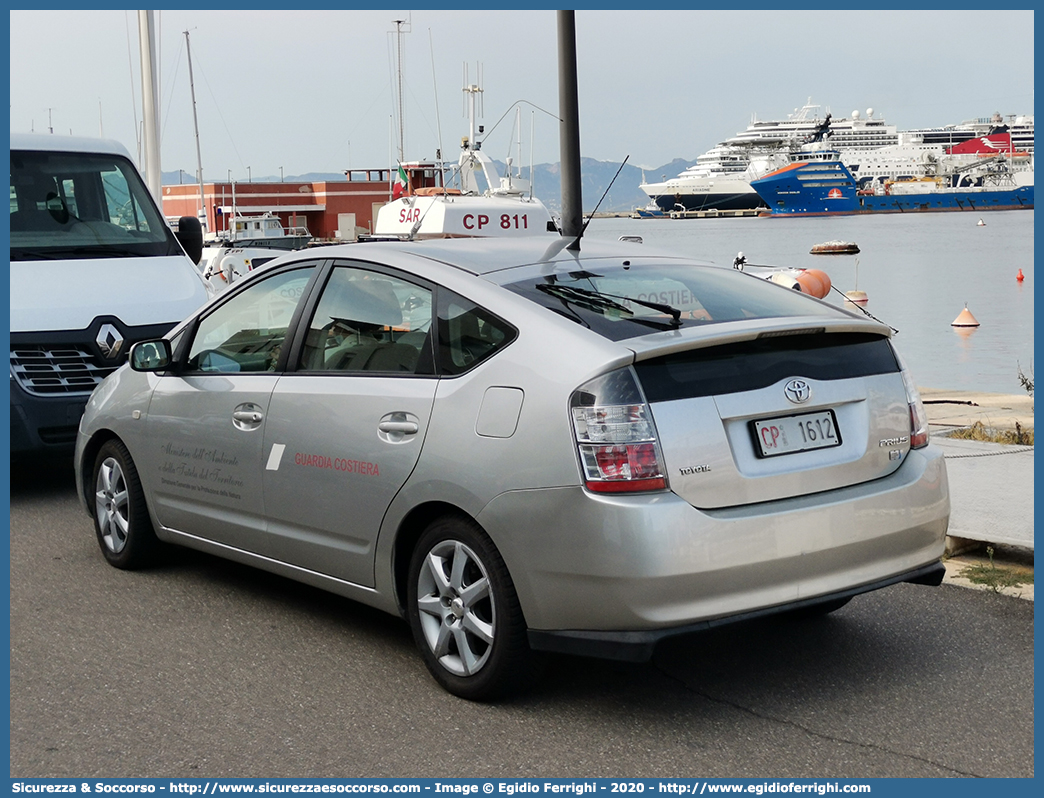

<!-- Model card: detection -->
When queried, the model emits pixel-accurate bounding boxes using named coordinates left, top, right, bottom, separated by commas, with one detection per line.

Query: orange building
left=161, top=164, right=443, bottom=241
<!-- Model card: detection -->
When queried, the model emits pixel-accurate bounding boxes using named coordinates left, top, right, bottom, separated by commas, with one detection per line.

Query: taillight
left=570, top=368, right=667, bottom=493
left=896, top=350, right=929, bottom=449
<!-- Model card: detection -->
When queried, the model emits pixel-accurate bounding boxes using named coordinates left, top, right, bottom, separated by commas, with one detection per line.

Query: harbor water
left=585, top=211, right=1034, bottom=395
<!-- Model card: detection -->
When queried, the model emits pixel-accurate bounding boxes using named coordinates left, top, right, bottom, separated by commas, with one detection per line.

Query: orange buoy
left=1017, top=268, right=1025, bottom=282
left=844, top=290, right=869, bottom=306
left=951, top=305, right=980, bottom=327
left=795, top=268, right=832, bottom=299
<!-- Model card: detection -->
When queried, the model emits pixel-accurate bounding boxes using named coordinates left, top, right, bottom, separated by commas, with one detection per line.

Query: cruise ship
left=640, top=100, right=899, bottom=212
left=640, top=104, right=1034, bottom=213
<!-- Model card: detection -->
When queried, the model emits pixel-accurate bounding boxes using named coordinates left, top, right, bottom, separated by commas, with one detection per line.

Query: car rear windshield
left=502, top=262, right=841, bottom=341
left=10, top=149, right=181, bottom=261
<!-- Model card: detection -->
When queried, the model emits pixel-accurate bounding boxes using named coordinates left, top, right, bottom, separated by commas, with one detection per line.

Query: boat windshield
left=10, top=149, right=182, bottom=261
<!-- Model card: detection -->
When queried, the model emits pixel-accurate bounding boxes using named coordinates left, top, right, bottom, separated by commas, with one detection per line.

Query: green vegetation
left=961, top=546, right=1034, bottom=593
left=948, top=420, right=1033, bottom=445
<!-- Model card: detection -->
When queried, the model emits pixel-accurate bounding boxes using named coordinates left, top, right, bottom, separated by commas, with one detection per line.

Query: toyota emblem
left=96, top=324, right=125, bottom=360
left=784, top=378, right=811, bottom=404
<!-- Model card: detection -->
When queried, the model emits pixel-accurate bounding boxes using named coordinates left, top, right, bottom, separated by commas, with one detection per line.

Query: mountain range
left=162, top=157, right=699, bottom=214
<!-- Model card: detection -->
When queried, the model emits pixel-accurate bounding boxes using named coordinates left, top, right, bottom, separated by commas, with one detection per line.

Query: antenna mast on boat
left=393, top=17, right=411, bottom=164
left=183, top=29, right=207, bottom=233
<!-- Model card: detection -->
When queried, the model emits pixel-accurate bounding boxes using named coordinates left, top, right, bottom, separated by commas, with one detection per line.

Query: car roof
left=310, top=236, right=700, bottom=277
left=10, top=132, right=134, bottom=159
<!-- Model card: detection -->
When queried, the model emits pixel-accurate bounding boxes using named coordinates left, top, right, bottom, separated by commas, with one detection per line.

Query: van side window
left=436, top=291, right=517, bottom=375
left=185, top=267, right=316, bottom=373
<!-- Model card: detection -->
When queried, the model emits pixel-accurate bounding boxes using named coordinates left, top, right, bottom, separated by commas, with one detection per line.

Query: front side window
left=185, top=267, right=317, bottom=373
left=9, top=149, right=181, bottom=259
left=299, top=266, right=434, bottom=374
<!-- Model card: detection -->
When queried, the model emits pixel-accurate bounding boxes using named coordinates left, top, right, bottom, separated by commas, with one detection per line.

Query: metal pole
left=557, top=10, right=583, bottom=245
left=138, top=10, right=162, bottom=204
left=184, top=30, right=207, bottom=232
left=394, top=19, right=407, bottom=164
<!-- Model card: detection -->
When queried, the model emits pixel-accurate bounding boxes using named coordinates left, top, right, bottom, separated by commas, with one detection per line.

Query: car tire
left=92, top=439, right=159, bottom=569
left=407, top=516, right=537, bottom=701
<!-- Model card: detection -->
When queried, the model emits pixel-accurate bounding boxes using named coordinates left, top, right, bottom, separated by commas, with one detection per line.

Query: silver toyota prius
left=75, top=237, right=949, bottom=700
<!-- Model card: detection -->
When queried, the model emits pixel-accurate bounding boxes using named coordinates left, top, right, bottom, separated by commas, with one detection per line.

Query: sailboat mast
left=184, top=29, right=207, bottom=233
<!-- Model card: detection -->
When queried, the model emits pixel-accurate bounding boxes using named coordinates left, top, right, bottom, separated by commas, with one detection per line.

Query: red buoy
left=1017, top=268, right=1025, bottom=282
left=795, top=268, right=832, bottom=299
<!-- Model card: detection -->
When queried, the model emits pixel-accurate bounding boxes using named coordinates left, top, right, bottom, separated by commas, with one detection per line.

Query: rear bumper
left=527, top=560, right=945, bottom=661
left=478, top=443, right=948, bottom=642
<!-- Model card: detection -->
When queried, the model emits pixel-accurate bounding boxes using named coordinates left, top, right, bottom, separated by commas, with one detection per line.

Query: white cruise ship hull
left=640, top=175, right=764, bottom=212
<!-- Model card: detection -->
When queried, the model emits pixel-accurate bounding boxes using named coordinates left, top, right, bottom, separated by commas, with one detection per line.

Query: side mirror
left=175, top=215, right=204, bottom=265
left=130, top=339, right=173, bottom=372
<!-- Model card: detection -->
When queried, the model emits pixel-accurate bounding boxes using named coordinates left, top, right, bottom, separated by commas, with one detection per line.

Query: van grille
left=10, top=345, right=118, bottom=395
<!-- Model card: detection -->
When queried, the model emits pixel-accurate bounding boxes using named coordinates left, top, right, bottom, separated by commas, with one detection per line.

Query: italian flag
left=392, top=164, right=409, bottom=199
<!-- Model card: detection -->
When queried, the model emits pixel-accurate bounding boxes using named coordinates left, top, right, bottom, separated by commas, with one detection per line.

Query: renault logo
left=784, top=378, right=811, bottom=404
left=96, top=324, right=125, bottom=360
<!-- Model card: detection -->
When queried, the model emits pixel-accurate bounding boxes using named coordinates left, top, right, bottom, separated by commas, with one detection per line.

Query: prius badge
left=784, top=378, right=811, bottom=404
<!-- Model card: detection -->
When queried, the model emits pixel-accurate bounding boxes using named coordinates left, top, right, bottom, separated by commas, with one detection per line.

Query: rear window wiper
left=536, top=283, right=682, bottom=328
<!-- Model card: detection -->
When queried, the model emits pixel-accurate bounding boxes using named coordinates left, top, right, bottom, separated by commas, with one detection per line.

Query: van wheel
left=92, top=439, right=158, bottom=569
left=407, top=516, right=537, bottom=700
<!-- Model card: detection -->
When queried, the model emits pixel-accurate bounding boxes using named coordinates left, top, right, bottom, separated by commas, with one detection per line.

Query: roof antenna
left=571, top=155, right=629, bottom=247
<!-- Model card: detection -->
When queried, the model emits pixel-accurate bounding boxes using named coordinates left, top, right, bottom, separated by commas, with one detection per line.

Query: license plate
left=752, top=410, right=841, bottom=458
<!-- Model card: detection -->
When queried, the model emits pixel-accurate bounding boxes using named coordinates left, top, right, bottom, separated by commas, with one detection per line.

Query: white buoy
left=977, top=218, right=986, bottom=226
left=951, top=304, right=980, bottom=327
left=844, top=257, right=868, bottom=305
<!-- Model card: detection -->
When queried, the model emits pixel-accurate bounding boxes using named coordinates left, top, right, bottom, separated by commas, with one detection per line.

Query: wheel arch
left=78, top=429, right=121, bottom=510
left=389, top=501, right=478, bottom=617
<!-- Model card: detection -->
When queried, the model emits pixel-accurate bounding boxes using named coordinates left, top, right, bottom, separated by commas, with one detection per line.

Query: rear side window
left=436, top=291, right=517, bottom=375
left=298, top=266, right=434, bottom=374
left=635, top=333, right=899, bottom=402
left=503, top=263, right=840, bottom=341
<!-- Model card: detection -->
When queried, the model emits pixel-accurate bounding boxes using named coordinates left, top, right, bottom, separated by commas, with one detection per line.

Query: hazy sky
left=9, top=8, right=1035, bottom=180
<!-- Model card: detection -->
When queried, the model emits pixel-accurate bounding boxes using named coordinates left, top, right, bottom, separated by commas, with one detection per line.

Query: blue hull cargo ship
left=751, top=134, right=1034, bottom=216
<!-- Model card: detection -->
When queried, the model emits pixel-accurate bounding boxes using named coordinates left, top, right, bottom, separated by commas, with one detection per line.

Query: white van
left=10, top=133, right=212, bottom=458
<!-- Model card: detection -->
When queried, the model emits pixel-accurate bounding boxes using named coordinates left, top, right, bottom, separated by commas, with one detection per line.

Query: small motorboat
left=810, top=240, right=860, bottom=255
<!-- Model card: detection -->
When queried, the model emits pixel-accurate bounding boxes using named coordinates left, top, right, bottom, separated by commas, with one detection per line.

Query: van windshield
left=10, top=149, right=182, bottom=260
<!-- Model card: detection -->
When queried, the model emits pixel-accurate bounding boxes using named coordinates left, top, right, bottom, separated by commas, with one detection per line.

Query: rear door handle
left=378, top=420, right=419, bottom=434
left=378, top=412, right=421, bottom=443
